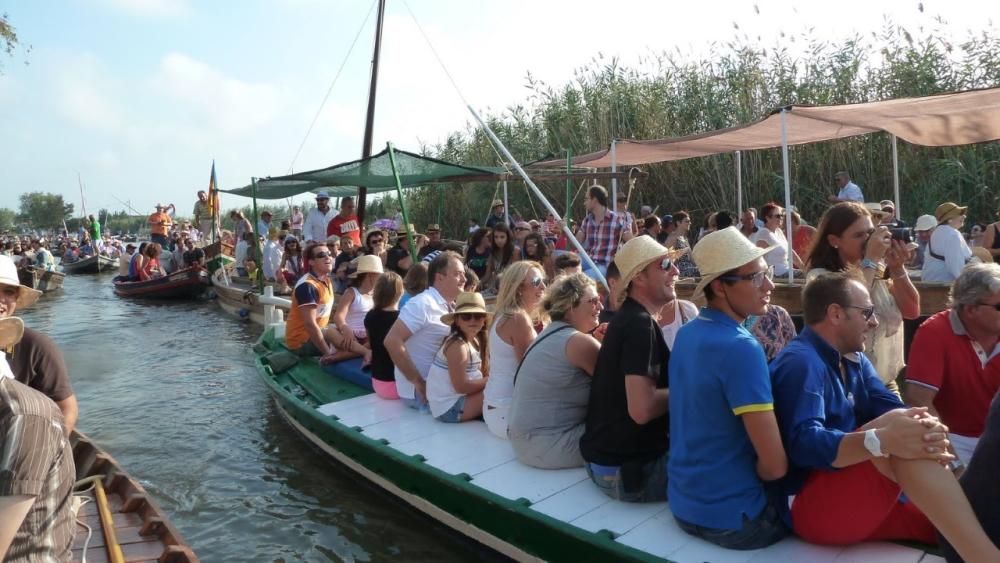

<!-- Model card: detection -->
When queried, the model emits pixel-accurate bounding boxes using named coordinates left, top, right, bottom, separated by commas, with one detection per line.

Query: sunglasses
left=582, top=295, right=601, bottom=307
left=845, top=304, right=877, bottom=321
left=718, top=265, right=774, bottom=288
left=312, top=251, right=333, bottom=259
left=370, top=238, right=384, bottom=244
left=457, top=312, right=487, bottom=321
left=528, top=275, right=545, bottom=288
left=658, top=258, right=674, bottom=271
left=977, top=302, right=1000, bottom=312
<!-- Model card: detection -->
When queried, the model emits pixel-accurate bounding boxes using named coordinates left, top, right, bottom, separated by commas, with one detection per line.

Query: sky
left=1, top=0, right=997, bottom=217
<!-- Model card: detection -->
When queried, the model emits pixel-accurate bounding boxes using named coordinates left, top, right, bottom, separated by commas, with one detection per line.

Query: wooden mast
left=356, top=0, right=386, bottom=224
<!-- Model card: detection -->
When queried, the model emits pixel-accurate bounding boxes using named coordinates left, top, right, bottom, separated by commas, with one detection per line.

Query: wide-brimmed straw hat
left=425, top=223, right=441, bottom=233
left=349, top=254, right=384, bottom=278
left=392, top=224, right=418, bottom=240
left=691, top=226, right=779, bottom=302
left=914, top=214, right=937, bottom=232
left=612, top=236, right=684, bottom=307
left=491, top=199, right=504, bottom=208
left=935, top=202, right=967, bottom=224
left=440, top=292, right=491, bottom=324
left=879, top=199, right=895, bottom=210
left=864, top=202, right=890, bottom=218
left=0, top=316, right=24, bottom=349
left=0, top=255, right=41, bottom=310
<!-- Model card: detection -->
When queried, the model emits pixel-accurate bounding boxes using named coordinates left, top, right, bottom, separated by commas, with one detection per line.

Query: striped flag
left=208, top=160, right=220, bottom=217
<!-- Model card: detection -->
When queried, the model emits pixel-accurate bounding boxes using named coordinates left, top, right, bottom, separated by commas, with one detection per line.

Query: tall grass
left=397, top=15, right=1000, bottom=239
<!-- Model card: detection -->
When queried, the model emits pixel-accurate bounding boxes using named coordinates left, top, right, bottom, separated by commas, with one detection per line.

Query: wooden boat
left=211, top=273, right=268, bottom=324
left=71, top=431, right=197, bottom=562
left=203, top=240, right=236, bottom=276
left=61, top=254, right=119, bottom=274
left=113, top=267, right=210, bottom=299
left=18, top=265, right=66, bottom=292
left=252, top=326, right=937, bottom=562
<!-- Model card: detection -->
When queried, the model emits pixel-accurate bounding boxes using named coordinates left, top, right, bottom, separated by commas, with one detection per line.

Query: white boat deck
left=318, top=394, right=942, bottom=563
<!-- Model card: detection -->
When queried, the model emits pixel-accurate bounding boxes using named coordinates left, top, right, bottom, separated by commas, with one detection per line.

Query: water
left=19, top=275, right=502, bottom=562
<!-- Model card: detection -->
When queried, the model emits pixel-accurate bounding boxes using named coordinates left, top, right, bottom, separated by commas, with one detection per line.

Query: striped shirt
left=579, top=210, right=628, bottom=268
left=0, top=376, right=75, bottom=563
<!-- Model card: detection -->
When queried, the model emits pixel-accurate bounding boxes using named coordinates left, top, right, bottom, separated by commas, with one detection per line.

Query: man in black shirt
left=580, top=236, right=680, bottom=502
left=417, top=224, right=444, bottom=260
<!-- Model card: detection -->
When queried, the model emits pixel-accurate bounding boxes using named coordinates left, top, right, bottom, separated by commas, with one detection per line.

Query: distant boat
left=61, top=254, right=119, bottom=275
left=113, top=267, right=210, bottom=299
left=18, top=266, right=66, bottom=292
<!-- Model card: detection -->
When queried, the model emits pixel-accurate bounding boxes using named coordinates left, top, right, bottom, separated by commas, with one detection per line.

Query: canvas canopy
left=222, top=147, right=507, bottom=199
left=549, top=87, right=1000, bottom=168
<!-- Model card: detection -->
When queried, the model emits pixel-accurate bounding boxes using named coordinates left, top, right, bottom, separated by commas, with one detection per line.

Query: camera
left=890, top=228, right=913, bottom=244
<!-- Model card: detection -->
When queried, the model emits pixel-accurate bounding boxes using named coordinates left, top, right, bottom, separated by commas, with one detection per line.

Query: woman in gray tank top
left=508, top=273, right=606, bottom=469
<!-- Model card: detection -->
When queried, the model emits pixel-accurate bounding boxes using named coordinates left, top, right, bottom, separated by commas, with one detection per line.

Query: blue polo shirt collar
left=799, top=326, right=843, bottom=371
left=697, top=306, right=742, bottom=329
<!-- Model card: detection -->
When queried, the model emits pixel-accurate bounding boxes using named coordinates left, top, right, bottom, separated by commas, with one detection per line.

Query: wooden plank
left=746, top=537, right=841, bottom=562
left=570, top=501, right=668, bottom=536
left=362, top=410, right=444, bottom=444
left=317, top=392, right=384, bottom=416
left=471, top=460, right=587, bottom=503
left=327, top=398, right=409, bottom=428
left=80, top=511, right=145, bottom=529
left=72, top=526, right=159, bottom=550
left=613, top=510, right=695, bottom=559
left=530, top=478, right=611, bottom=523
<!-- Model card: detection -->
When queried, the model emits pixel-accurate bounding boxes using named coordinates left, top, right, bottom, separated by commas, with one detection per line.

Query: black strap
left=927, top=235, right=946, bottom=261
left=511, top=324, right=574, bottom=387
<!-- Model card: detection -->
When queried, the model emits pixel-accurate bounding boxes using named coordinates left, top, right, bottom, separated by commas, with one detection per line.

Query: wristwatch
left=864, top=429, right=887, bottom=458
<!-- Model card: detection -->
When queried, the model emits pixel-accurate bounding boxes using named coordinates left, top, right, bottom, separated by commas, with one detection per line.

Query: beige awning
left=553, top=87, right=1000, bottom=168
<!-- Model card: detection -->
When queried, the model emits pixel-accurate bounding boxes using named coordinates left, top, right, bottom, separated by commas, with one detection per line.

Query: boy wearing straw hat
left=579, top=236, right=680, bottom=503
left=0, top=316, right=76, bottom=562
left=667, top=226, right=790, bottom=549
left=0, top=255, right=78, bottom=436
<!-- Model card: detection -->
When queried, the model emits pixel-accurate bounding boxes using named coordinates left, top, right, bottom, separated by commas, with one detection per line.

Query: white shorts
left=483, top=403, right=509, bottom=440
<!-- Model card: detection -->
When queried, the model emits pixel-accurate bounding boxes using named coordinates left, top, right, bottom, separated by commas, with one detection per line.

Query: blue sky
left=1, top=0, right=995, bottom=217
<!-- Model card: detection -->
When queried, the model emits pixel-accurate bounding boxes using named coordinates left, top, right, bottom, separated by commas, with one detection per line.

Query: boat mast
left=356, top=0, right=386, bottom=225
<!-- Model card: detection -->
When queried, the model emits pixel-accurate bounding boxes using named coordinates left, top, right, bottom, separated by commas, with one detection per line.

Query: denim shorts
left=675, top=495, right=789, bottom=550
left=585, top=453, right=668, bottom=503
left=401, top=395, right=431, bottom=414
left=435, top=396, right=467, bottom=423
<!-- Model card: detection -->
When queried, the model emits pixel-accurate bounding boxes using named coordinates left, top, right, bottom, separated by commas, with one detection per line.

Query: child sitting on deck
left=426, top=292, right=491, bottom=423
left=365, top=272, right=403, bottom=400
left=326, top=255, right=381, bottom=365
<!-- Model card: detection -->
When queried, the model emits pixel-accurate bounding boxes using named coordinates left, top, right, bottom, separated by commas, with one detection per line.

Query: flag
left=208, top=160, right=220, bottom=217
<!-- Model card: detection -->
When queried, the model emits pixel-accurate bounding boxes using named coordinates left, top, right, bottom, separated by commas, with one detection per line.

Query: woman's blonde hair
left=490, top=261, right=547, bottom=330
left=542, top=273, right=596, bottom=322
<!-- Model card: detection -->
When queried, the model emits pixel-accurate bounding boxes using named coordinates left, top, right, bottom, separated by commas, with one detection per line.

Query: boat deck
left=317, top=391, right=942, bottom=563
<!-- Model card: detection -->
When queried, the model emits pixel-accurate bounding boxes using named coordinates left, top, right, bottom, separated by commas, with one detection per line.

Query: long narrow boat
left=18, top=265, right=66, bottom=292
left=211, top=276, right=267, bottom=324
left=113, top=267, right=210, bottom=299
left=252, top=326, right=938, bottom=562
left=71, top=431, right=198, bottom=562
left=61, top=254, right=119, bottom=275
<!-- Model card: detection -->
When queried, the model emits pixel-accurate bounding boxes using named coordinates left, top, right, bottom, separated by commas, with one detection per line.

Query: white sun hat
left=0, top=255, right=42, bottom=310
left=914, top=214, right=937, bottom=232
left=691, top=226, right=779, bottom=301
left=349, top=254, right=384, bottom=278
left=612, top=235, right=685, bottom=307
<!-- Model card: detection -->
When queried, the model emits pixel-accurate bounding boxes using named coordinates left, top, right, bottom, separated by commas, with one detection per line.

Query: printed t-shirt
left=393, top=287, right=451, bottom=400
left=907, top=309, right=1000, bottom=437
left=365, top=309, right=400, bottom=383
left=149, top=212, right=172, bottom=235
left=668, top=307, right=775, bottom=530
left=284, top=273, right=335, bottom=351
left=465, top=247, right=490, bottom=279
left=8, top=327, right=74, bottom=402
left=386, top=246, right=411, bottom=276
left=326, top=214, right=361, bottom=246
left=580, top=297, right=670, bottom=466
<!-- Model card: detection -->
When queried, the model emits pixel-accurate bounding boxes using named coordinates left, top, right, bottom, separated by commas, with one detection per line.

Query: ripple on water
left=17, top=274, right=505, bottom=562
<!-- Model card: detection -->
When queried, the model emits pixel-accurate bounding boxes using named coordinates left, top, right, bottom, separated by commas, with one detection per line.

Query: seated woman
left=399, top=262, right=427, bottom=308
left=508, top=273, right=605, bottom=468
left=752, top=202, right=803, bottom=277
left=279, top=236, right=304, bottom=286
left=365, top=271, right=404, bottom=400
left=464, top=227, right=491, bottom=280
left=521, top=233, right=556, bottom=280
left=425, top=292, right=491, bottom=423
left=128, top=242, right=148, bottom=281
left=485, top=261, right=547, bottom=439
left=363, top=228, right=388, bottom=267
left=326, top=254, right=382, bottom=364
left=138, top=242, right=164, bottom=281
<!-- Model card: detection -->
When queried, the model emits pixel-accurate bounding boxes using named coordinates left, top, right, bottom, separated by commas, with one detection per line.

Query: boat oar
left=76, top=476, right=125, bottom=563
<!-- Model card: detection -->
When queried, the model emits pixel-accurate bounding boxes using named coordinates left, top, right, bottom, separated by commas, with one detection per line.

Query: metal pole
left=565, top=148, right=572, bottom=219
left=735, top=151, right=743, bottom=214
left=891, top=134, right=901, bottom=220
left=386, top=143, right=418, bottom=264
left=610, top=140, right=618, bottom=215
left=780, top=109, right=794, bottom=284
left=251, top=178, right=264, bottom=293
left=468, top=106, right=609, bottom=290
left=503, top=180, right=509, bottom=225
left=357, top=0, right=387, bottom=224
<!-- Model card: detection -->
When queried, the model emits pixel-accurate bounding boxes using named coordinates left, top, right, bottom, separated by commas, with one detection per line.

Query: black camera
left=890, top=227, right=913, bottom=244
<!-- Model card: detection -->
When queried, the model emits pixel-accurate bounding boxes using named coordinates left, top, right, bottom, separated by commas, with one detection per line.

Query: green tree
left=18, top=192, right=74, bottom=229
left=0, top=208, right=16, bottom=232
left=1, top=13, right=29, bottom=74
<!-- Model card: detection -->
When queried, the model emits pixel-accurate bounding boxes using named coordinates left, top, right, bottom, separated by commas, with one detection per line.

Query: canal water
left=19, top=274, right=503, bottom=562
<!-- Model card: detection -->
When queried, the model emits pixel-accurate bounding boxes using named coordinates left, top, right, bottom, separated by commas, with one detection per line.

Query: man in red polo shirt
left=326, top=196, right=362, bottom=247
left=907, top=262, right=1000, bottom=465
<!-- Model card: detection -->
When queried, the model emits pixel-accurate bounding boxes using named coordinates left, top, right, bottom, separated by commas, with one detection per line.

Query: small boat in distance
left=18, top=265, right=66, bottom=292
left=113, top=267, right=210, bottom=299
left=61, top=254, right=119, bottom=275
left=71, top=431, right=198, bottom=562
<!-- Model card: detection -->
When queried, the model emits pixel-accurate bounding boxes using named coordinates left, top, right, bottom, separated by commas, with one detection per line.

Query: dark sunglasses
left=312, top=251, right=333, bottom=259
left=658, top=258, right=674, bottom=271
left=977, top=302, right=1000, bottom=312
left=528, top=275, right=545, bottom=288
left=458, top=312, right=487, bottom=321
left=370, top=238, right=384, bottom=244
left=845, top=304, right=876, bottom=320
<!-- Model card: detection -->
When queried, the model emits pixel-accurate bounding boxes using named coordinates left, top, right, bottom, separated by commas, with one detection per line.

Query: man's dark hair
left=803, top=271, right=858, bottom=326
left=715, top=211, right=734, bottom=230
left=428, top=250, right=462, bottom=285
left=588, top=185, right=609, bottom=207
left=643, top=215, right=660, bottom=230
left=606, top=260, right=621, bottom=281
left=555, top=252, right=581, bottom=270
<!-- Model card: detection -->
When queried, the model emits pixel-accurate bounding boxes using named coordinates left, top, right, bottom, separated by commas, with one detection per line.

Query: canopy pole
left=503, top=181, right=510, bottom=225
left=468, top=106, right=609, bottom=290
left=735, top=151, right=743, bottom=215
left=610, top=140, right=618, bottom=215
left=385, top=143, right=417, bottom=264
left=780, top=109, right=794, bottom=284
left=357, top=0, right=387, bottom=225
left=565, top=148, right=572, bottom=219
left=437, top=185, right=444, bottom=226
left=251, top=178, right=264, bottom=293
left=891, top=134, right=901, bottom=220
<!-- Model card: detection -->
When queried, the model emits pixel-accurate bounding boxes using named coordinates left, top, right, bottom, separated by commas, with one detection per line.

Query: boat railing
left=259, top=286, right=291, bottom=338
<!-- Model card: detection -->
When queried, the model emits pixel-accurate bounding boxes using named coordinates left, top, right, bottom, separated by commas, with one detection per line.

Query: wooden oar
left=93, top=479, right=125, bottom=563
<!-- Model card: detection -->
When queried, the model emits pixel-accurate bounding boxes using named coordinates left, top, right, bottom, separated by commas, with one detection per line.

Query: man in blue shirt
left=669, top=226, right=789, bottom=549
left=771, top=272, right=999, bottom=560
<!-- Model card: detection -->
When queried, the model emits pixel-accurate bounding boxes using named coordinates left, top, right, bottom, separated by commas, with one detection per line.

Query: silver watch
left=864, top=429, right=887, bottom=458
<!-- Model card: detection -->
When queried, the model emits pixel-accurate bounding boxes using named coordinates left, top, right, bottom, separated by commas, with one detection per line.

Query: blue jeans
left=434, top=396, right=467, bottom=423
left=675, top=496, right=789, bottom=550
left=586, top=454, right=668, bottom=503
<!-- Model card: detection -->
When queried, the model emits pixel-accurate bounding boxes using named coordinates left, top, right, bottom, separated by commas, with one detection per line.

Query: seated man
left=771, top=272, right=999, bottom=560
left=554, top=252, right=581, bottom=277
left=597, top=261, right=621, bottom=324
left=906, top=262, right=1000, bottom=464
left=669, top=227, right=789, bottom=549
left=579, top=236, right=676, bottom=503
left=284, top=243, right=338, bottom=363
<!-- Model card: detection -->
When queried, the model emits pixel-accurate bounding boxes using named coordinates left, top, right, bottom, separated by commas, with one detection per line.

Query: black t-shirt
left=8, top=327, right=74, bottom=402
left=580, top=297, right=670, bottom=466
left=598, top=307, right=616, bottom=325
left=465, top=247, right=490, bottom=278
left=333, top=250, right=356, bottom=275
left=386, top=246, right=411, bottom=276
left=941, top=391, right=1000, bottom=562
left=417, top=241, right=444, bottom=260
left=364, top=309, right=400, bottom=382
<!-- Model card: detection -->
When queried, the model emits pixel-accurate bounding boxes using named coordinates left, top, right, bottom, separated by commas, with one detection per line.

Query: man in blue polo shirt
left=668, top=226, right=790, bottom=550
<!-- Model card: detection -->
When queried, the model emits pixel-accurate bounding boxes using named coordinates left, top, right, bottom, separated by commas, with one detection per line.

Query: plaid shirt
left=579, top=209, right=628, bottom=267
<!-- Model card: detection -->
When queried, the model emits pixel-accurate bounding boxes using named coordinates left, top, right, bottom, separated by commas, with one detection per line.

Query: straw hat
left=612, top=236, right=683, bottom=307
left=314, top=191, right=331, bottom=200
left=491, top=199, right=504, bottom=208
left=426, top=224, right=441, bottom=233
left=0, top=316, right=24, bottom=349
left=690, top=226, right=779, bottom=302
left=864, top=202, right=890, bottom=218
left=914, top=214, right=937, bottom=232
left=392, top=224, right=418, bottom=240
left=935, top=202, right=967, bottom=224
left=349, top=254, right=384, bottom=278
left=0, top=255, right=41, bottom=310
left=440, top=292, right=491, bottom=324
left=971, top=247, right=993, bottom=264
left=879, top=199, right=895, bottom=210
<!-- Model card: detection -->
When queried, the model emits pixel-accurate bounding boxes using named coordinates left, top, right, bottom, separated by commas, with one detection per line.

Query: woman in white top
left=327, top=254, right=382, bottom=364
left=923, top=202, right=973, bottom=282
left=657, top=297, right=699, bottom=351
left=425, top=292, right=491, bottom=422
left=751, top=202, right=803, bottom=277
left=485, top=261, right=547, bottom=439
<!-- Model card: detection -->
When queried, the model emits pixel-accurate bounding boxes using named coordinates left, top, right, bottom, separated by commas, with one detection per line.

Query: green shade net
left=222, top=147, right=506, bottom=199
